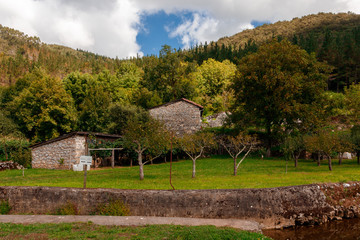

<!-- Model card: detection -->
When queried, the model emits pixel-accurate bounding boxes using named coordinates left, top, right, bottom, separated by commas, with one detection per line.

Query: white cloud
left=135, top=0, right=358, bottom=48
left=0, top=0, right=141, bottom=58
left=0, top=0, right=359, bottom=58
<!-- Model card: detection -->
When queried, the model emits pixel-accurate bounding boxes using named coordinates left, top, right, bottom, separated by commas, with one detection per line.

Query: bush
left=10, top=147, right=32, bottom=168
left=93, top=199, right=130, bottom=216
left=0, top=200, right=11, bottom=214
left=55, top=202, right=79, bottom=215
left=0, top=138, right=31, bottom=168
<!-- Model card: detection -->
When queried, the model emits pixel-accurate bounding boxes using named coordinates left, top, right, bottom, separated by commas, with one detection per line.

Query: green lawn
left=0, top=222, right=270, bottom=240
left=1, top=155, right=360, bottom=190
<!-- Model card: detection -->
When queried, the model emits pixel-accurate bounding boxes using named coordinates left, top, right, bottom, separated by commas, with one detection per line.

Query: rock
left=342, top=152, right=352, bottom=159
left=344, top=209, right=355, bottom=219
left=0, top=161, right=22, bottom=171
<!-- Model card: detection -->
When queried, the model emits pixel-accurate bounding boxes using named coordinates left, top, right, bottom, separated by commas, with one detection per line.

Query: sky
left=0, top=0, right=359, bottom=58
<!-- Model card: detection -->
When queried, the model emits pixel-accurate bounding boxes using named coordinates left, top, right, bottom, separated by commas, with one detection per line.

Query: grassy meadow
left=1, top=155, right=360, bottom=190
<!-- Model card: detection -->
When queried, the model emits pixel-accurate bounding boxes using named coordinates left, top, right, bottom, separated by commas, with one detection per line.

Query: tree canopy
left=231, top=40, right=330, bottom=156
left=8, top=68, right=76, bottom=142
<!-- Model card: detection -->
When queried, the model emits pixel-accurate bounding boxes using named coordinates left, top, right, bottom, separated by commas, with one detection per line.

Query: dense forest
left=0, top=12, right=360, bottom=168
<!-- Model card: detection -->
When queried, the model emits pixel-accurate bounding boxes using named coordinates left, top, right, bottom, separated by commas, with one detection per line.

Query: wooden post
left=111, top=149, right=115, bottom=168
left=83, top=165, right=87, bottom=188
left=169, top=134, right=175, bottom=190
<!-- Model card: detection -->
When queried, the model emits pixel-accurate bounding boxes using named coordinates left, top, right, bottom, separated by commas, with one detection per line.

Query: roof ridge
left=148, top=98, right=204, bottom=110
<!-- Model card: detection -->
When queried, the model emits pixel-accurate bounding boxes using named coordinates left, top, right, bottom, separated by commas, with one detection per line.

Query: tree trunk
left=265, top=125, right=272, bottom=158
left=192, top=160, right=196, bottom=178
left=130, top=159, right=133, bottom=167
left=317, top=152, right=321, bottom=166
left=294, top=156, right=298, bottom=168
left=4, top=143, right=8, bottom=161
left=357, top=151, right=360, bottom=165
left=234, top=157, right=237, bottom=176
left=138, top=152, right=144, bottom=180
left=328, top=155, right=332, bottom=171
left=339, top=153, right=343, bottom=165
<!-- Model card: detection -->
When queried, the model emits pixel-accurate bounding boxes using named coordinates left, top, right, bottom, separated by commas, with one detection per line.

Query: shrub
left=93, top=199, right=130, bottom=216
left=55, top=202, right=79, bottom=215
left=10, top=147, right=32, bottom=168
left=0, top=200, right=11, bottom=214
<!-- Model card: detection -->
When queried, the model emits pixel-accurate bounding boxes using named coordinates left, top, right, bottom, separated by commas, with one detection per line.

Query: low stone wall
left=1, top=183, right=359, bottom=229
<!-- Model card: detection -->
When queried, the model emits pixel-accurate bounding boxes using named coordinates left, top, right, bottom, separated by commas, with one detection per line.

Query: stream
left=262, top=218, right=360, bottom=240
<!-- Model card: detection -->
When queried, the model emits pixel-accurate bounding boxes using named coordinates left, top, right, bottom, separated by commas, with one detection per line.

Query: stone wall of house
left=31, top=135, right=86, bottom=169
left=204, top=112, right=229, bottom=128
left=149, top=101, right=202, bottom=135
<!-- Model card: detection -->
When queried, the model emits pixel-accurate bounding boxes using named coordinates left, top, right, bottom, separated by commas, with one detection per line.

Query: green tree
left=123, top=117, right=169, bottom=180
left=9, top=69, right=76, bottom=142
left=344, top=84, right=360, bottom=123
left=178, top=132, right=216, bottom=178
left=334, top=131, right=354, bottom=165
left=193, top=58, right=236, bottom=115
left=351, top=125, right=360, bottom=164
left=219, top=133, right=257, bottom=176
left=0, top=110, right=25, bottom=161
left=231, top=40, right=330, bottom=157
left=63, top=71, right=93, bottom=111
left=107, top=103, right=150, bottom=135
left=282, top=134, right=305, bottom=168
left=304, top=130, right=338, bottom=171
left=77, top=78, right=111, bottom=132
left=141, top=45, right=197, bottom=103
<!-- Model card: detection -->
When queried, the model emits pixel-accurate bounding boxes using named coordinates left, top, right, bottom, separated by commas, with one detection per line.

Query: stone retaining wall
left=4, top=183, right=359, bottom=229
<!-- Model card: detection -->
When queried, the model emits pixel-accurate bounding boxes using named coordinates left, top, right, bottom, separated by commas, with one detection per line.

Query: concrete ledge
left=0, top=215, right=261, bottom=232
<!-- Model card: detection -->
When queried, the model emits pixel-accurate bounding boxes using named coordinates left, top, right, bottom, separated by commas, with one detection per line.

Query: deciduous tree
left=231, top=40, right=330, bottom=157
left=219, top=133, right=257, bottom=176
left=9, top=69, right=76, bottom=142
left=282, top=134, right=305, bottom=168
left=193, top=58, right=236, bottom=115
left=178, top=132, right=216, bottom=178
left=351, top=125, right=360, bottom=164
left=123, top=117, right=169, bottom=180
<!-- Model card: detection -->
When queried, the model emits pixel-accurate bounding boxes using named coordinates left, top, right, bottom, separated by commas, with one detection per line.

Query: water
left=263, top=218, right=360, bottom=240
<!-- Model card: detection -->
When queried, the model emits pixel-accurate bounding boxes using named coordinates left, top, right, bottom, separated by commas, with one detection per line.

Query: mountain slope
left=217, top=12, right=360, bottom=48
left=0, top=24, right=120, bottom=85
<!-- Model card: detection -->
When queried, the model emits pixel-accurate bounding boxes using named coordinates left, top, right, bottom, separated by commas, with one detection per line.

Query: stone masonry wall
left=149, top=101, right=202, bottom=136
left=0, top=184, right=339, bottom=229
left=31, top=135, right=86, bottom=169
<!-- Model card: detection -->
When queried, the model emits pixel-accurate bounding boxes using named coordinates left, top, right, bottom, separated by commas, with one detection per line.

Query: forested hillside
left=188, top=12, right=360, bottom=91
left=0, top=24, right=121, bottom=86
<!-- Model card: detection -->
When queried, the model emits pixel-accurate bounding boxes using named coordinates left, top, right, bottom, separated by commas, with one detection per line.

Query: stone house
left=204, top=112, right=230, bottom=128
left=149, top=98, right=204, bottom=136
left=31, top=132, right=121, bottom=169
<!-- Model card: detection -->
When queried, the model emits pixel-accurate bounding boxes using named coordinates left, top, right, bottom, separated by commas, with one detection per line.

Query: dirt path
left=0, top=215, right=261, bottom=232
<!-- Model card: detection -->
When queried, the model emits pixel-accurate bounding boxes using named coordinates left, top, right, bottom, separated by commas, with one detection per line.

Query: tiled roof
left=148, top=98, right=204, bottom=110
left=30, top=132, right=122, bottom=149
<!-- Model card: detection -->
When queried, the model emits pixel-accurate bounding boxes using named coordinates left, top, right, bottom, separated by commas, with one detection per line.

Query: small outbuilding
left=31, top=132, right=121, bottom=169
left=149, top=98, right=203, bottom=136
